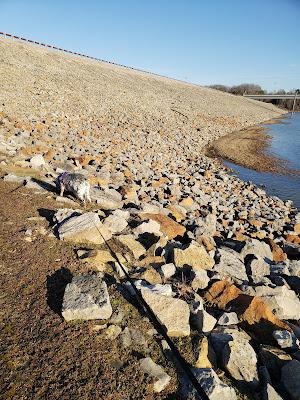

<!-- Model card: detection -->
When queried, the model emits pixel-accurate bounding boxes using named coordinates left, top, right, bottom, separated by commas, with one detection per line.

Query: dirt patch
left=0, top=180, right=180, bottom=400
left=206, top=123, right=297, bottom=175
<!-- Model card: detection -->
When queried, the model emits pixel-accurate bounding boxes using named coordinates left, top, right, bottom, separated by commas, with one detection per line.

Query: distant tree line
left=208, top=83, right=300, bottom=111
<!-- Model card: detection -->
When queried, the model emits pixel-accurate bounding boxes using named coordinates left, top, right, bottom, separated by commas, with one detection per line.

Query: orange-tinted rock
left=44, top=149, right=56, bottom=161
left=249, top=219, right=264, bottom=228
left=294, top=223, right=300, bottom=235
left=267, top=239, right=287, bottom=262
left=152, top=177, right=169, bottom=188
left=285, top=234, right=300, bottom=245
left=197, top=235, right=215, bottom=252
left=179, top=197, right=194, bottom=208
left=167, top=205, right=186, bottom=222
left=140, top=213, right=186, bottom=240
left=234, top=232, right=248, bottom=242
left=204, top=280, right=290, bottom=339
left=204, top=170, right=212, bottom=179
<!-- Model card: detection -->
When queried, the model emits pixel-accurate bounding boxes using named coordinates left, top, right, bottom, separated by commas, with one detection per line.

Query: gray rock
left=248, top=255, right=271, bottom=282
left=272, top=330, right=299, bottom=351
left=218, top=312, right=239, bottom=326
left=103, top=210, right=129, bottom=233
left=139, top=357, right=171, bottom=393
left=251, top=285, right=300, bottom=320
left=134, top=220, right=162, bottom=236
left=117, top=234, right=146, bottom=259
left=125, top=280, right=173, bottom=297
left=192, top=269, right=210, bottom=290
left=181, top=368, right=237, bottom=400
left=104, top=324, right=122, bottom=340
left=29, top=154, right=46, bottom=168
left=159, top=263, right=176, bottom=280
left=190, top=298, right=217, bottom=334
left=142, top=289, right=190, bottom=337
left=58, top=212, right=112, bottom=244
left=91, top=188, right=123, bottom=210
left=120, top=327, right=132, bottom=348
left=213, top=248, right=248, bottom=283
left=281, top=360, right=300, bottom=400
left=62, top=274, right=112, bottom=321
left=222, top=336, right=259, bottom=387
left=289, top=260, right=300, bottom=277
left=240, top=239, right=273, bottom=262
left=3, top=173, right=27, bottom=183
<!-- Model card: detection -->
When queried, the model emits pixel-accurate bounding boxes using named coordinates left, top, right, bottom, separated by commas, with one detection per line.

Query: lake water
left=224, top=112, right=300, bottom=210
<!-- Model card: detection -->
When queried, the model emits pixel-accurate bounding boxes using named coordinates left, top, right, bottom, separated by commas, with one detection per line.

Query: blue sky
left=1, top=0, right=299, bottom=91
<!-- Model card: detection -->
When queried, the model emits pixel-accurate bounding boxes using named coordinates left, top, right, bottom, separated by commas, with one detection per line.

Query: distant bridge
left=243, top=94, right=298, bottom=100
left=244, top=91, right=299, bottom=114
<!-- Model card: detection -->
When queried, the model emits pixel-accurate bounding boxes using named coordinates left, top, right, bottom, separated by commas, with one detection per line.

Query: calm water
left=224, top=112, right=300, bottom=210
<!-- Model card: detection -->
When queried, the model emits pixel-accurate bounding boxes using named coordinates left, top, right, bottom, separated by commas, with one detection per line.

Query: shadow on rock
left=31, top=177, right=57, bottom=193
left=47, top=267, right=73, bottom=315
left=38, top=207, right=56, bottom=225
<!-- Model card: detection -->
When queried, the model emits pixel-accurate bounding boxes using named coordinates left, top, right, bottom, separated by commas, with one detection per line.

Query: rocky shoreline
left=1, top=113, right=300, bottom=398
left=1, top=39, right=300, bottom=399
left=206, top=117, right=299, bottom=175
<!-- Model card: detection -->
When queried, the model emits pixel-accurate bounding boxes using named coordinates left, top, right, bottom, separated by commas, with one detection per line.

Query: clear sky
left=1, top=0, right=299, bottom=91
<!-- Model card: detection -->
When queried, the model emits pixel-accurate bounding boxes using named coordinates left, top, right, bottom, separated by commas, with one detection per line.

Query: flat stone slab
left=58, top=212, right=112, bottom=244
left=142, top=289, right=190, bottom=337
left=139, top=357, right=171, bottom=393
left=62, top=273, right=112, bottom=321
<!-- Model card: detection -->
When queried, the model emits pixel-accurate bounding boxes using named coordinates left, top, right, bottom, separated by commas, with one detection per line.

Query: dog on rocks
left=56, top=172, right=91, bottom=203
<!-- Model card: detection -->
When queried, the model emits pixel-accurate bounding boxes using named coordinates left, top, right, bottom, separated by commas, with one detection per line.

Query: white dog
left=56, top=172, right=91, bottom=203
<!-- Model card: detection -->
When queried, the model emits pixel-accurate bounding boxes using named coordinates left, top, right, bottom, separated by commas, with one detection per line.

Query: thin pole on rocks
left=93, top=220, right=209, bottom=400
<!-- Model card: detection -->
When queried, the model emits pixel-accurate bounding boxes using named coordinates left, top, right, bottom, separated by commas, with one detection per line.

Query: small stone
left=192, top=269, right=210, bottom=290
left=29, top=154, right=46, bottom=168
left=139, top=357, right=171, bottom=393
left=103, top=210, right=129, bottom=233
left=141, top=268, right=162, bottom=285
left=140, top=213, right=186, bottom=239
left=214, top=248, right=248, bottom=283
left=134, top=220, right=162, bottom=236
left=272, top=330, right=299, bottom=350
left=160, top=263, right=176, bottom=280
left=104, top=324, right=122, bottom=340
left=62, top=274, right=112, bottom=321
left=120, top=327, right=132, bottom=348
left=195, top=337, right=217, bottom=368
left=218, top=312, right=239, bottom=326
left=190, top=299, right=217, bottom=334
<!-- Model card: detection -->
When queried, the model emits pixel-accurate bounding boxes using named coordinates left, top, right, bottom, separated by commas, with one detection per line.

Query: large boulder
left=62, top=273, right=112, bottom=321
left=251, top=285, right=300, bottom=320
left=139, top=213, right=186, bottom=239
left=58, top=212, right=112, bottom=244
left=222, top=336, right=259, bottom=387
left=174, top=241, right=214, bottom=271
left=240, top=239, right=273, bottom=261
left=117, top=234, right=147, bottom=259
left=141, top=289, right=190, bottom=337
left=213, top=248, right=248, bottom=283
